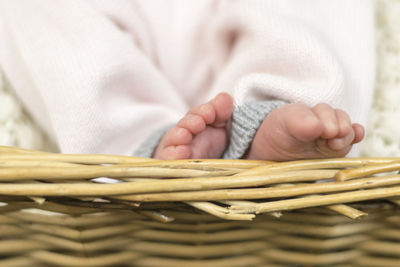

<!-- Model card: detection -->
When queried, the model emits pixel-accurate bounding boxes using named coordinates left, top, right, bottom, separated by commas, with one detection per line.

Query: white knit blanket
left=0, top=0, right=399, bottom=156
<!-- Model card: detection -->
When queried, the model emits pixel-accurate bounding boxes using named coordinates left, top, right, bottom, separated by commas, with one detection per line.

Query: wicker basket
left=0, top=146, right=399, bottom=267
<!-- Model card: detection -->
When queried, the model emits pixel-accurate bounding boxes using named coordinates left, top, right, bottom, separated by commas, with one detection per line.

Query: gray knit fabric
left=134, top=100, right=286, bottom=158
left=133, top=124, right=173, bottom=158
left=222, top=100, right=286, bottom=159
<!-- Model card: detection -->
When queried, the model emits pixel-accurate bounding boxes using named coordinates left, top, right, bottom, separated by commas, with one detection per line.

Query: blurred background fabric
left=0, top=70, right=56, bottom=151
left=0, top=0, right=399, bottom=156
left=360, top=0, right=400, bottom=157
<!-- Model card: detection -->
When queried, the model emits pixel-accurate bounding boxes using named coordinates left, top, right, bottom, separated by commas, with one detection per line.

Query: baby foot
left=154, top=93, right=234, bottom=160
left=246, top=103, right=364, bottom=161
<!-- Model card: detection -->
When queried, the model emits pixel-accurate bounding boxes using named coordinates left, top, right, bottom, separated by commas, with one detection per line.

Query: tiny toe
left=327, top=138, right=348, bottom=151
left=316, top=137, right=351, bottom=157
left=162, top=127, right=192, bottom=147
left=335, top=109, right=352, bottom=138
left=327, top=130, right=355, bottom=152
left=312, top=103, right=339, bottom=139
left=177, top=114, right=206, bottom=135
left=211, top=92, right=234, bottom=127
left=154, top=127, right=192, bottom=160
left=189, top=103, right=216, bottom=124
left=352, top=123, right=365, bottom=144
left=160, top=145, right=192, bottom=160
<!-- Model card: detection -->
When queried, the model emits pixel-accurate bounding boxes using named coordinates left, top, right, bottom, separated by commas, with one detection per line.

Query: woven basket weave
left=0, top=146, right=399, bottom=267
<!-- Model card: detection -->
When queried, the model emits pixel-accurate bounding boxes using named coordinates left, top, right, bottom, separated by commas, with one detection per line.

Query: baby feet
left=245, top=103, right=364, bottom=161
left=154, top=93, right=364, bottom=161
left=154, top=93, right=234, bottom=160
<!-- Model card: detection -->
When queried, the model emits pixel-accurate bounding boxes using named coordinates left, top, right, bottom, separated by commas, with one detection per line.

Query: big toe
left=211, top=92, right=234, bottom=127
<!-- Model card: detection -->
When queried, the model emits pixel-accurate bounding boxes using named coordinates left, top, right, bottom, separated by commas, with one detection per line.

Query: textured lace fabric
left=0, top=71, right=56, bottom=151
left=361, top=0, right=400, bottom=157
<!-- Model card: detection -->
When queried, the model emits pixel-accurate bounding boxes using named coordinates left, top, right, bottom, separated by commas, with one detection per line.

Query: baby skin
left=154, top=93, right=364, bottom=161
